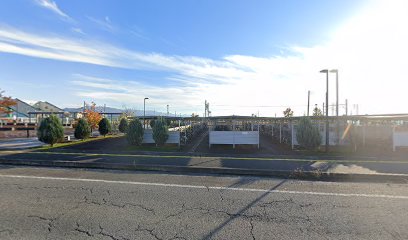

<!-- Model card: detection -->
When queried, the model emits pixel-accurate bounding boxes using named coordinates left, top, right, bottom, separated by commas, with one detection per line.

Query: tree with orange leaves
left=84, top=102, right=102, bottom=134
left=0, top=89, right=17, bottom=115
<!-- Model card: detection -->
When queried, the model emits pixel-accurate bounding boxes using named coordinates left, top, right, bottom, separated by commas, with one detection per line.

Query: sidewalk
left=0, top=138, right=45, bottom=149
left=1, top=150, right=408, bottom=182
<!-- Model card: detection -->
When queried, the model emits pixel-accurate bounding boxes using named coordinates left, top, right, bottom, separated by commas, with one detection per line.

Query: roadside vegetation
left=85, top=103, right=102, bottom=135
left=37, top=115, right=64, bottom=147
left=98, top=118, right=111, bottom=137
left=296, top=116, right=321, bottom=150
left=0, top=89, right=17, bottom=115
left=152, top=118, right=169, bottom=146
left=74, top=118, right=91, bottom=140
left=118, top=118, right=128, bottom=133
left=126, top=118, right=144, bottom=145
left=36, top=135, right=120, bottom=151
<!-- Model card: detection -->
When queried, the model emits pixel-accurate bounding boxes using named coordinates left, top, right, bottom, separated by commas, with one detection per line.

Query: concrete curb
left=1, top=159, right=408, bottom=183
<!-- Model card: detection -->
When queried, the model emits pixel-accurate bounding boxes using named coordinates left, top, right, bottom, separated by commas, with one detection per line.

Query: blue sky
left=0, top=0, right=407, bottom=116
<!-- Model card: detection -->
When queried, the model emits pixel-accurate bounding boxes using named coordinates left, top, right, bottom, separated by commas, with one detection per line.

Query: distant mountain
left=63, top=106, right=123, bottom=114
left=63, top=106, right=172, bottom=117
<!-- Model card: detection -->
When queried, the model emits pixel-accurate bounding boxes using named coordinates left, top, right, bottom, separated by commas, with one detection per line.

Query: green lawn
left=35, top=135, right=121, bottom=151
left=123, top=145, right=180, bottom=152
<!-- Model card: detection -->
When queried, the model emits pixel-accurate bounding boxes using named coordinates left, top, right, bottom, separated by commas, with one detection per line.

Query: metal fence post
left=279, top=122, right=282, bottom=143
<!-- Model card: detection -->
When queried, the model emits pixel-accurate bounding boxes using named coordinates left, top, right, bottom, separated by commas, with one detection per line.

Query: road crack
left=28, top=215, right=56, bottom=232
left=74, top=222, right=94, bottom=237
left=135, top=224, right=163, bottom=240
left=248, top=218, right=256, bottom=240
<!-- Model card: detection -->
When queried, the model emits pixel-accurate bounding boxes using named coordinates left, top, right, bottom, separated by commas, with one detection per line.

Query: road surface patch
left=0, top=174, right=407, bottom=200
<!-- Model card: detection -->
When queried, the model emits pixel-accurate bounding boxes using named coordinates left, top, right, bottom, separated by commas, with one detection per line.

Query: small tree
left=85, top=102, right=102, bottom=134
left=118, top=118, right=128, bottom=133
left=37, top=115, right=64, bottom=146
left=74, top=118, right=91, bottom=140
left=98, top=118, right=111, bottom=137
left=296, top=117, right=321, bottom=150
left=149, top=119, right=155, bottom=129
left=313, top=106, right=323, bottom=116
left=127, top=118, right=144, bottom=145
left=0, top=89, right=17, bottom=115
left=152, top=118, right=169, bottom=146
left=283, top=108, right=294, bottom=118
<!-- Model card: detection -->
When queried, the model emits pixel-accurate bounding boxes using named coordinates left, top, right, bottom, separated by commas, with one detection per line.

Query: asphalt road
left=0, top=166, right=407, bottom=239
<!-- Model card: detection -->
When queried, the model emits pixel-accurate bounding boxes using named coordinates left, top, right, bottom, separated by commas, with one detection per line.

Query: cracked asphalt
left=0, top=166, right=407, bottom=239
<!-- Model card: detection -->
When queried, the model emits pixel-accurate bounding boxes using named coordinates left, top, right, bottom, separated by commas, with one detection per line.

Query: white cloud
left=71, top=74, right=201, bottom=113
left=35, top=0, right=72, bottom=21
left=2, top=0, right=408, bottom=116
left=87, top=16, right=115, bottom=32
left=71, top=28, right=85, bottom=35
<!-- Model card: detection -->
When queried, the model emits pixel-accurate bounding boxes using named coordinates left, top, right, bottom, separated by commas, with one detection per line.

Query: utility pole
left=322, top=102, right=325, bottom=116
left=330, top=69, right=339, bottom=145
left=307, top=90, right=310, bottom=116
left=143, top=97, right=149, bottom=129
left=204, top=100, right=210, bottom=123
left=167, top=105, right=169, bottom=117
left=345, top=99, right=348, bottom=116
left=204, top=100, right=207, bottom=119
left=320, top=69, right=329, bottom=152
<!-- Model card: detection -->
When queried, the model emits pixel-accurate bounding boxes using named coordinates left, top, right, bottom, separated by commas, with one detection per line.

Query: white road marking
left=0, top=174, right=407, bottom=200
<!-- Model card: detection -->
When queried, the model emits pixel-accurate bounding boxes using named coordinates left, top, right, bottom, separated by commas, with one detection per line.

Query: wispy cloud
left=35, top=0, right=72, bottom=21
left=129, top=25, right=149, bottom=40
left=2, top=0, right=408, bottom=115
left=87, top=16, right=115, bottom=32
left=71, top=74, right=200, bottom=112
left=71, top=28, right=85, bottom=35
left=0, top=25, right=249, bottom=84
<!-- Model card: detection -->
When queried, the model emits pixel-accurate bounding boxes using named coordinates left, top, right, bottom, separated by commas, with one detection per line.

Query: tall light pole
left=167, top=104, right=169, bottom=117
left=320, top=69, right=329, bottom=152
left=307, top=90, right=310, bottom=116
left=330, top=69, right=339, bottom=145
left=143, top=97, right=149, bottom=129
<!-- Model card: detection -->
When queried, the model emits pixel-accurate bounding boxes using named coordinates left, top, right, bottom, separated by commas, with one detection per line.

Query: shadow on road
left=202, top=179, right=287, bottom=239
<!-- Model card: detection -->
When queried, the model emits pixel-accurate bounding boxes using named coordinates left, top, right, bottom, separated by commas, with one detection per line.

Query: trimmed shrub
left=149, top=120, right=155, bottom=129
left=296, top=117, right=321, bottom=150
left=214, top=125, right=231, bottom=131
left=98, top=118, right=111, bottom=136
left=127, top=118, right=144, bottom=145
left=37, top=115, right=64, bottom=146
left=152, top=118, right=169, bottom=146
left=118, top=118, right=128, bottom=133
left=74, top=118, right=91, bottom=140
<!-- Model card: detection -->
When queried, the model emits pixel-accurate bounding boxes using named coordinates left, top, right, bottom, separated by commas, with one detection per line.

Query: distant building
left=10, top=99, right=38, bottom=118
left=0, top=98, right=37, bottom=122
left=32, top=101, right=63, bottom=112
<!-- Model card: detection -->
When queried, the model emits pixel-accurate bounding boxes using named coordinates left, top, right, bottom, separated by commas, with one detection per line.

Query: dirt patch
left=193, top=133, right=296, bottom=156
left=46, top=136, right=180, bottom=153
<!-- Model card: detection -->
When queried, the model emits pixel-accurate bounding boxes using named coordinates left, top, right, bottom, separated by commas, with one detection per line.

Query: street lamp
left=144, top=97, right=149, bottom=129
left=330, top=69, right=339, bottom=145
left=320, top=69, right=329, bottom=152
